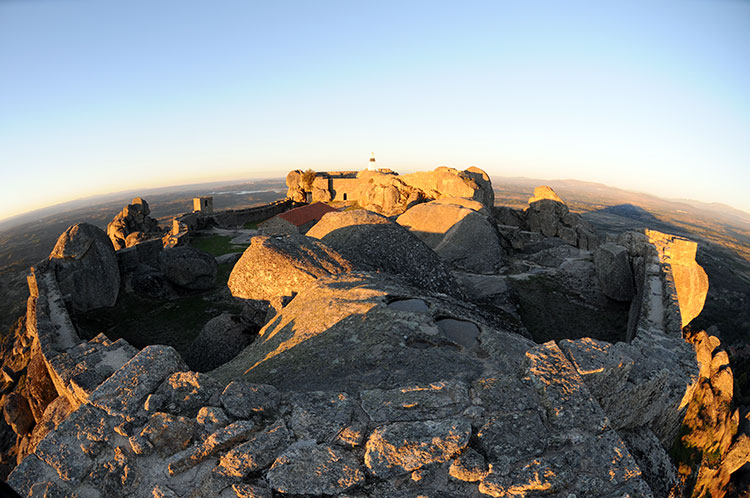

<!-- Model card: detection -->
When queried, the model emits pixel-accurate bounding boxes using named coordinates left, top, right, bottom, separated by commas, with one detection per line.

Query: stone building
left=193, top=196, right=214, bottom=214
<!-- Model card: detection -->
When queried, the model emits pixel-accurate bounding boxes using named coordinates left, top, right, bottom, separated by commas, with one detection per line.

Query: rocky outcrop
left=211, top=272, right=533, bottom=391
left=106, top=197, right=161, bottom=250
left=159, top=246, right=217, bottom=291
left=352, top=171, right=427, bottom=217
left=398, top=166, right=494, bottom=209
left=675, top=329, right=750, bottom=497
left=617, top=230, right=710, bottom=340
left=524, top=187, right=599, bottom=250
left=0, top=196, right=731, bottom=497
left=285, top=170, right=311, bottom=203
left=306, top=209, right=463, bottom=299
left=397, top=198, right=506, bottom=274
left=353, top=166, right=495, bottom=216
left=0, top=254, right=138, bottom=475
left=49, top=223, right=120, bottom=311
left=289, top=166, right=494, bottom=217
left=9, top=276, right=658, bottom=497
left=227, top=234, right=353, bottom=306
left=528, top=185, right=565, bottom=204
left=48, top=223, right=120, bottom=312
left=644, top=229, right=709, bottom=328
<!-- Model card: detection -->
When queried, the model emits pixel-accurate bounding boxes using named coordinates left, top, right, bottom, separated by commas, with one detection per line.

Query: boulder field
left=1, top=174, right=745, bottom=498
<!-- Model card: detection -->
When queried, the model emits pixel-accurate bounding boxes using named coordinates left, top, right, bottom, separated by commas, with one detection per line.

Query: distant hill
left=0, top=178, right=287, bottom=233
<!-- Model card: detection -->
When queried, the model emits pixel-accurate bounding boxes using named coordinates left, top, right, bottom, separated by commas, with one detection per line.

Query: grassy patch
left=190, top=234, right=247, bottom=257
left=76, top=262, right=242, bottom=357
left=509, top=275, right=629, bottom=343
left=76, top=290, right=244, bottom=357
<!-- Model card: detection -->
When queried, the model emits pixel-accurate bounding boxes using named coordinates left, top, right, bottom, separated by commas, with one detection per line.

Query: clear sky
left=1, top=0, right=748, bottom=220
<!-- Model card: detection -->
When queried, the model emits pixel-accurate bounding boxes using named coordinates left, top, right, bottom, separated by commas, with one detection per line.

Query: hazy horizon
left=3, top=168, right=749, bottom=229
left=1, top=0, right=748, bottom=219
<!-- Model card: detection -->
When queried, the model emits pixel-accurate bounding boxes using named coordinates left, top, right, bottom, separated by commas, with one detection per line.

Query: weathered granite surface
left=2, top=200, right=736, bottom=497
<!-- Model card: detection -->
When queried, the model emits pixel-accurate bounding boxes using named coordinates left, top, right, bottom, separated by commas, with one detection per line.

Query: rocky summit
left=0, top=170, right=746, bottom=498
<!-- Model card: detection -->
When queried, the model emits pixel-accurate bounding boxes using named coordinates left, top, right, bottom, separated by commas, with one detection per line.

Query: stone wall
left=24, top=264, right=138, bottom=411
left=165, top=199, right=294, bottom=247
left=328, top=178, right=361, bottom=202
left=561, top=230, right=707, bottom=466
left=620, top=230, right=707, bottom=343
left=210, top=199, right=292, bottom=228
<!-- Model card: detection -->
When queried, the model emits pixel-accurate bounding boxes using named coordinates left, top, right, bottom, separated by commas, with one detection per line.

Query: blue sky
left=1, top=0, right=748, bottom=219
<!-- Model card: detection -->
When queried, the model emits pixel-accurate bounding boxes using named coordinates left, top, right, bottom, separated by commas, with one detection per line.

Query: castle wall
left=208, top=199, right=293, bottom=228
left=563, top=230, right=705, bottom=449
left=329, top=178, right=362, bottom=202
left=24, top=265, right=138, bottom=412
left=165, top=199, right=295, bottom=247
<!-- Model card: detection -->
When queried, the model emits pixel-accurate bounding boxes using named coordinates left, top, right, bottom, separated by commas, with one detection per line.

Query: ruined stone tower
left=193, top=196, right=214, bottom=214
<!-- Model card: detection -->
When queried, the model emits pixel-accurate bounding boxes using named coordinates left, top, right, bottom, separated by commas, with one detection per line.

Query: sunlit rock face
left=396, top=198, right=506, bottom=274
left=212, top=272, right=520, bottom=391
left=285, top=170, right=307, bottom=203
left=675, top=329, right=750, bottom=497
left=289, top=166, right=494, bottom=217
left=646, top=229, right=709, bottom=328
left=227, top=234, right=352, bottom=306
left=528, top=185, right=565, bottom=204
left=396, top=166, right=495, bottom=210
left=48, top=222, right=120, bottom=311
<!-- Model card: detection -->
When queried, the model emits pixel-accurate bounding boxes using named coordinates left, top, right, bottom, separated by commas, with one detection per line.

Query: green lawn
left=190, top=234, right=247, bottom=257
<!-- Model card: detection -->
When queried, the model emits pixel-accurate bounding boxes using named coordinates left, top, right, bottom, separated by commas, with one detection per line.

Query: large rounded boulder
left=212, top=272, right=535, bottom=391
left=48, top=223, right=120, bottom=311
left=159, top=246, right=217, bottom=290
left=396, top=199, right=505, bottom=274
left=185, top=313, right=256, bottom=372
left=228, top=234, right=353, bottom=304
left=306, top=210, right=463, bottom=298
left=398, top=166, right=495, bottom=211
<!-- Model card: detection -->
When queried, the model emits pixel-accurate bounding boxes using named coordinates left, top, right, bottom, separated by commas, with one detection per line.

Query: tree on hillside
left=301, top=169, right=316, bottom=190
